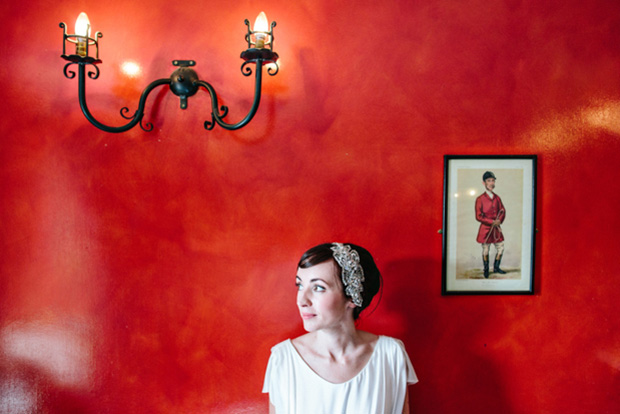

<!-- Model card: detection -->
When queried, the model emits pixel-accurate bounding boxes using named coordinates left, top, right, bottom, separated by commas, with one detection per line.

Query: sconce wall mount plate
left=59, top=14, right=279, bottom=133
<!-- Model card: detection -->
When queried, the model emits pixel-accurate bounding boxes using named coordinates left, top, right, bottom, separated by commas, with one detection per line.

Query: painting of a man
left=443, top=155, right=536, bottom=294
left=475, top=171, right=506, bottom=278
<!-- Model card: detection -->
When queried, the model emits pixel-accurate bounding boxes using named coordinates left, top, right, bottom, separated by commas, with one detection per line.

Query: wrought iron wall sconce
left=59, top=12, right=279, bottom=133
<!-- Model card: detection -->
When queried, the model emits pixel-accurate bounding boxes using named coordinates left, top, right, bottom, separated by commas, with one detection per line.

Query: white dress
left=263, top=336, right=418, bottom=414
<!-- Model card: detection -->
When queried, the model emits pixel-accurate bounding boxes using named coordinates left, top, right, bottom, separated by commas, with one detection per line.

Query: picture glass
left=442, top=156, right=536, bottom=294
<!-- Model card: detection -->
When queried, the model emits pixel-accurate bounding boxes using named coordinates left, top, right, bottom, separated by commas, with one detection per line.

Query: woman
left=263, top=243, right=418, bottom=413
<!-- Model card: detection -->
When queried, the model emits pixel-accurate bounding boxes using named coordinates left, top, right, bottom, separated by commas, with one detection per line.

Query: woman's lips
left=301, top=313, right=315, bottom=320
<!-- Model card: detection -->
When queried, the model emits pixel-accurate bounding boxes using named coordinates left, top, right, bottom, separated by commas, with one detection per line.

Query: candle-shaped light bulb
left=253, top=12, right=269, bottom=48
left=75, top=12, right=91, bottom=57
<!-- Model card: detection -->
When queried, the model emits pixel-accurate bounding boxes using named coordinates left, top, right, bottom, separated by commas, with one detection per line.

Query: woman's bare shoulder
left=291, top=332, right=314, bottom=350
left=358, top=330, right=380, bottom=346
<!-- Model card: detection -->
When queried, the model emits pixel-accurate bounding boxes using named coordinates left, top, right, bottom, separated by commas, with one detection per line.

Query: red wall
left=1, top=0, right=619, bottom=413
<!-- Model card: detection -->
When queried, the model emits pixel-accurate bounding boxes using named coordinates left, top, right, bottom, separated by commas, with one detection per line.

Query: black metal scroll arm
left=72, top=62, right=169, bottom=133
left=61, top=57, right=277, bottom=133
left=197, top=49, right=279, bottom=131
left=61, top=64, right=169, bottom=133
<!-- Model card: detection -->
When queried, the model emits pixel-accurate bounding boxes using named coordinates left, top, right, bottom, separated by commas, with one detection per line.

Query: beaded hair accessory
left=330, top=243, right=365, bottom=307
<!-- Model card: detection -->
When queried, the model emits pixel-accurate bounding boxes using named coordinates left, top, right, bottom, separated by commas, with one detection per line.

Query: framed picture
left=442, top=155, right=537, bottom=295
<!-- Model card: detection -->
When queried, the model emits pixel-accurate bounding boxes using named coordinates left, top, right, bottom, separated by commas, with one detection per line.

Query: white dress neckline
left=286, top=335, right=383, bottom=385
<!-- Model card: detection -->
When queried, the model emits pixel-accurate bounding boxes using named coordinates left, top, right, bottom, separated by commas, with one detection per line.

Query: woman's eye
left=313, top=285, right=326, bottom=292
left=295, top=283, right=302, bottom=291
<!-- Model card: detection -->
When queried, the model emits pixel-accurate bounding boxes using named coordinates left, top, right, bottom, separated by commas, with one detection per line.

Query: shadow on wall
left=381, top=258, right=515, bottom=414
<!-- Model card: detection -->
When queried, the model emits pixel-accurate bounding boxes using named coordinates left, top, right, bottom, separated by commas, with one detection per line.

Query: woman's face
left=296, top=260, right=354, bottom=332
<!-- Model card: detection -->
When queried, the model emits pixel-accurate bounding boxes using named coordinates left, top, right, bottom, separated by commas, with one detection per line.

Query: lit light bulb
left=253, top=12, right=269, bottom=48
left=74, top=12, right=91, bottom=57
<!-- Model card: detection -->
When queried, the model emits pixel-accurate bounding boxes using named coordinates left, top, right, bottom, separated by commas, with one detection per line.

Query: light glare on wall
left=121, top=61, right=141, bottom=77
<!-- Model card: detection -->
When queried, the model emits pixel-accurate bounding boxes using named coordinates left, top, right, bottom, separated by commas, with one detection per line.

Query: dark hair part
left=298, top=243, right=383, bottom=320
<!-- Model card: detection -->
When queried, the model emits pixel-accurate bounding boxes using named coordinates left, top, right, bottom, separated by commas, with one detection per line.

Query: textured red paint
left=1, top=0, right=620, bottom=413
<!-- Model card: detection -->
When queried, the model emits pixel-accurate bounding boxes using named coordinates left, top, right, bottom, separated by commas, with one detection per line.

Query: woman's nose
left=297, top=289, right=310, bottom=306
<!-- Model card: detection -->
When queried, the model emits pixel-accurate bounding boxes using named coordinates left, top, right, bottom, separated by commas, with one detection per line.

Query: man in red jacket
left=475, top=171, right=506, bottom=278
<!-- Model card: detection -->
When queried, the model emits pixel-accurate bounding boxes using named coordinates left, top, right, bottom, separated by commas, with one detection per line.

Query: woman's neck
left=312, top=327, right=370, bottom=357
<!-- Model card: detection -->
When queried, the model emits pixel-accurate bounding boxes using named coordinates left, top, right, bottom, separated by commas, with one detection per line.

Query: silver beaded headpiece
left=330, top=243, right=365, bottom=307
